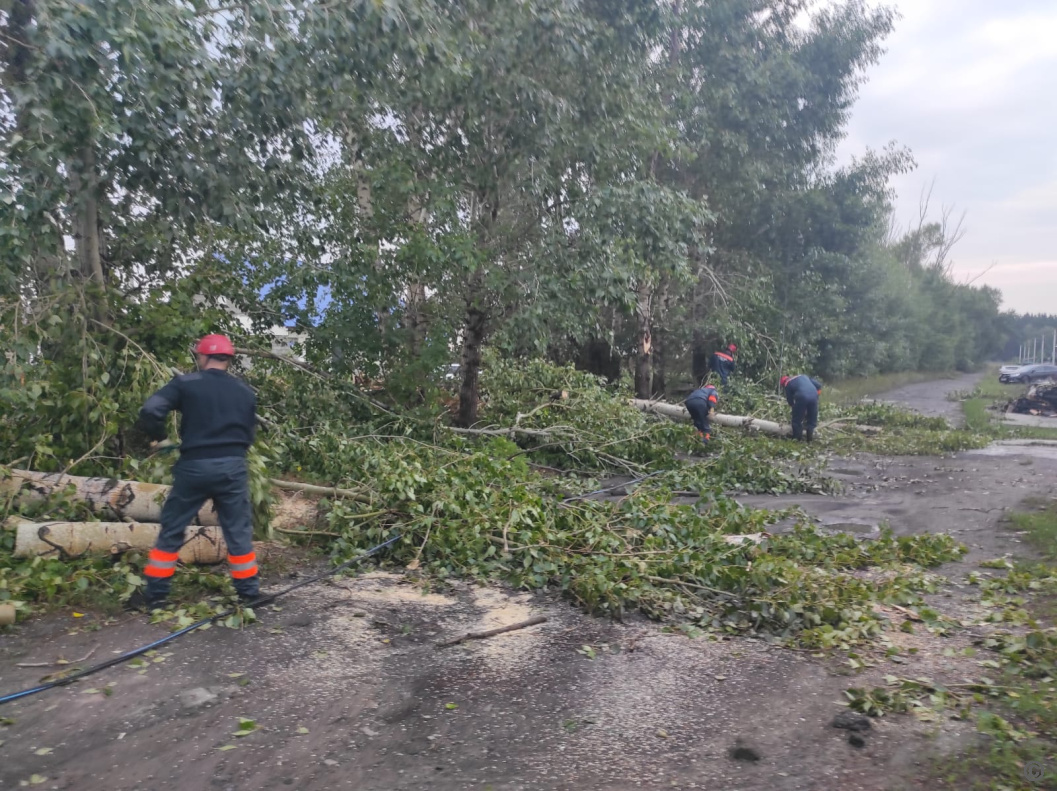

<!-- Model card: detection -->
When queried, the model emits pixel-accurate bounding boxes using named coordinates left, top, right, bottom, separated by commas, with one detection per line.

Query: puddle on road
left=818, top=521, right=878, bottom=536
left=966, top=441, right=1057, bottom=460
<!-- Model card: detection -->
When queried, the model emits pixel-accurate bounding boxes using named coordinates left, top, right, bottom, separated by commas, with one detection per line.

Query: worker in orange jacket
left=710, top=344, right=737, bottom=386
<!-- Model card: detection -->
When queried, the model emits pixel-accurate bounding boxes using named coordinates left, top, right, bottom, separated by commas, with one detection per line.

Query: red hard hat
left=728, top=344, right=737, bottom=352
left=780, top=375, right=790, bottom=388
left=195, top=334, right=235, bottom=356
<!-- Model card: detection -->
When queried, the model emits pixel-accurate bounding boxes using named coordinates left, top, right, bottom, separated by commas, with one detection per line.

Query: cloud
left=835, top=0, right=1057, bottom=313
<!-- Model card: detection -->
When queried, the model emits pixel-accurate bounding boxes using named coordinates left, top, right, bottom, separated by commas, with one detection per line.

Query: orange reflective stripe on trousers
left=228, top=551, right=258, bottom=580
left=144, top=548, right=179, bottom=578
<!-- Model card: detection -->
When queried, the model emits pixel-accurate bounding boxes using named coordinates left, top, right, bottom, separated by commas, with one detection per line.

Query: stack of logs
left=1, top=470, right=228, bottom=563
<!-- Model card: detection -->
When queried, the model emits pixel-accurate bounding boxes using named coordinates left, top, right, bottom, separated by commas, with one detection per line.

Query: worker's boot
left=124, top=589, right=168, bottom=613
left=235, top=575, right=261, bottom=606
left=805, top=428, right=814, bottom=443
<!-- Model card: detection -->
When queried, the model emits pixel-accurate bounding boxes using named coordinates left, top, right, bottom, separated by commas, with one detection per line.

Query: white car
left=999, top=364, right=1023, bottom=376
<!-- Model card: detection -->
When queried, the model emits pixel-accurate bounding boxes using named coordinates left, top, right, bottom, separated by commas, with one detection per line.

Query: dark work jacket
left=138, top=370, right=257, bottom=461
left=686, top=386, right=719, bottom=407
left=784, top=375, right=823, bottom=406
left=710, top=351, right=735, bottom=378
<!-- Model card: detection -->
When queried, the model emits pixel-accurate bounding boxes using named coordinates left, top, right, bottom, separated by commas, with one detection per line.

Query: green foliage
left=476, top=357, right=691, bottom=470
left=894, top=503, right=1057, bottom=790
left=291, top=432, right=963, bottom=645
left=1008, top=501, right=1057, bottom=563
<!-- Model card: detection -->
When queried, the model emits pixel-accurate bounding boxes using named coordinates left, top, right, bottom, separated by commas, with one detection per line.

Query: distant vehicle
left=999, top=364, right=1023, bottom=376
left=1001, top=364, right=1057, bottom=384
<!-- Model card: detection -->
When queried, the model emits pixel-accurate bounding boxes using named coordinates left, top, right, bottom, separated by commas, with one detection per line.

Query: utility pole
left=1032, top=337, right=1037, bottom=363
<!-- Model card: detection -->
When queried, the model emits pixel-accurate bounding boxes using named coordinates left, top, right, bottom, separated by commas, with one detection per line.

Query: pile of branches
left=1009, top=383, right=1057, bottom=417
left=2, top=313, right=981, bottom=644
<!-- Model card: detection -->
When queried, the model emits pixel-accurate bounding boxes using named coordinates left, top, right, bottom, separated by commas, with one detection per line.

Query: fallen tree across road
left=628, top=399, right=881, bottom=436
left=628, top=399, right=793, bottom=436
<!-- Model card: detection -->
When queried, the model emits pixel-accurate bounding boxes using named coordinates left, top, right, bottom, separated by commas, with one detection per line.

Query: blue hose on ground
left=0, top=532, right=402, bottom=707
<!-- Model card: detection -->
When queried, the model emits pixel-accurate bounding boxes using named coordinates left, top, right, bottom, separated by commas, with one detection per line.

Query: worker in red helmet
left=709, top=343, right=738, bottom=386
left=129, top=334, right=260, bottom=610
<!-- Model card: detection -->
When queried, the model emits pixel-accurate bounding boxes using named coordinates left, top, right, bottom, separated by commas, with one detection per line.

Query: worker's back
left=139, top=370, right=256, bottom=460
left=784, top=375, right=821, bottom=405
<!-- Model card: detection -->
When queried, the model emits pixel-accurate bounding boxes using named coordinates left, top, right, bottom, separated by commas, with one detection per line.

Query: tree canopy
left=1, top=0, right=1015, bottom=425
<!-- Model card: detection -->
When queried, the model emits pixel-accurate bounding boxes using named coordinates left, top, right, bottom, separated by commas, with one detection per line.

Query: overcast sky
left=832, top=0, right=1056, bottom=315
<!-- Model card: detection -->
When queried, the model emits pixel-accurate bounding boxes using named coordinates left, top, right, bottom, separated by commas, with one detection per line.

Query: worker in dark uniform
left=684, top=384, right=719, bottom=444
left=780, top=374, right=823, bottom=442
left=129, top=334, right=260, bottom=610
left=710, top=344, right=737, bottom=386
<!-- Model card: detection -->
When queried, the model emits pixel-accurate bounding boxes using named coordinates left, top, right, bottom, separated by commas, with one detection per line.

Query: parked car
left=999, top=364, right=1023, bottom=376
left=1001, top=364, right=1057, bottom=384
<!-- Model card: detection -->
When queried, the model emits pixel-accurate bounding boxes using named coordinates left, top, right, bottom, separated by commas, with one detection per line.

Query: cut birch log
left=2, top=470, right=219, bottom=526
left=9, top=519, right=227, bottom=563
left=0, top=603, right=14, bottom=626
left=628, top=400, right=881, bottom=436
left=628, top=399, right=792, bottom=436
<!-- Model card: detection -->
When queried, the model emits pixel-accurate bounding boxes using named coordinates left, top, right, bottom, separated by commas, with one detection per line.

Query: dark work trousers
left=711, top=365, right=729, bottom=387
left=790, top=397, right=819, bottom=441
left=684, top=398, right=713, bottom=442
left=145, top=457, right=259, bottom=599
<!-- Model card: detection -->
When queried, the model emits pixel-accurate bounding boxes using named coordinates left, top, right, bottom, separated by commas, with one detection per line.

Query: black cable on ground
left=0, top=532, right=402, bottom=707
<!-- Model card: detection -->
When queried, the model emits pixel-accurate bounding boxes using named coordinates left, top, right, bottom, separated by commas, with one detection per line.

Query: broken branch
left=17, top=644, right=99, bottom=669
left=436, top=616, right=548, bottom=648
left=269, top=478, right=372, bottom=503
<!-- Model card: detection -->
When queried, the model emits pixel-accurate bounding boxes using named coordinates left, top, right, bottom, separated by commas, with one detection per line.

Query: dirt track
left=2, top=375, right=1056, bottom=791
left=874, top=372, right=982, bottom=428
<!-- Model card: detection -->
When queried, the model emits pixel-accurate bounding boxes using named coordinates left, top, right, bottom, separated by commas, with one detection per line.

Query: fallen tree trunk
left=628, top=400, right=881, bottom=436
left=1, top=470, right=218, bottom=526
left=9, top=519, right=226, bottom=563
left=629, top=399, right=792, bottom=436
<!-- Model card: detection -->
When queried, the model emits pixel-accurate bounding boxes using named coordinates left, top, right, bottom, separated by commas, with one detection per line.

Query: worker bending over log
left=684, top=384, right=719, bottom=444
left=780, top=374, right=823, bottom=442
left=129, top=334, right=260, bottom=610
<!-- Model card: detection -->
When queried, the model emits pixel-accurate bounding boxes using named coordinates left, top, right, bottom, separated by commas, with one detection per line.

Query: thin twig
left=17, top=644, right=99, bottom=669
left=436, top=616, right=548, bottom=648
left=274, top=526, right=340, bottom=539
left=88, top=319, right=170, bottom=381
left=644, top=574, right=737, bottom=599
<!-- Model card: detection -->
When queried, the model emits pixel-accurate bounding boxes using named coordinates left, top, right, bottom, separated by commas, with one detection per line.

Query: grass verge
left=912, top=501, right=1057, bottom=790
left=957, top=367, right=1057, bottom=441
